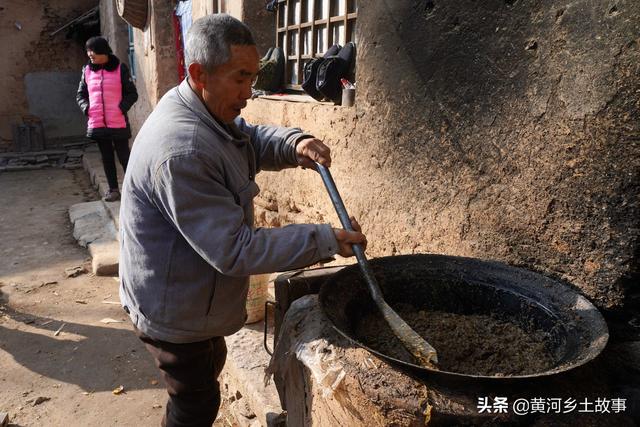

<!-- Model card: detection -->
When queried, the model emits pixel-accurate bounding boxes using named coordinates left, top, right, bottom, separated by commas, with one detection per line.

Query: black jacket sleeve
left=76, top=66, right=89, bottom=116
left=119, top=63, right=138, bottom=113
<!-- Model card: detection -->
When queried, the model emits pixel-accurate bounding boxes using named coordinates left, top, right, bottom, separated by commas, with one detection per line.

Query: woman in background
left=77, top=36, right=138, bottom=202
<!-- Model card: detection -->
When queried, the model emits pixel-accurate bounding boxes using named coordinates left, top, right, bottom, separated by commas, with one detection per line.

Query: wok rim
left=319, top=254, right=609, bottom=380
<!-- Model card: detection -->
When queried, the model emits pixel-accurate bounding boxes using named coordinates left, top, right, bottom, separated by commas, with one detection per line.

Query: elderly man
left=119, top=13, right=366, bottom=427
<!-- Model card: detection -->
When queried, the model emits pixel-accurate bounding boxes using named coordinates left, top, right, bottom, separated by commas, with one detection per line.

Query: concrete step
left=88, top=237, right=119, bottom=276
left=69, top=200, right=119, bottom=276
left=69, top=146, right=122, bottom=275
left=222, top=324, right=285, bottom=427
left=83, top=146, right=121, bottom=228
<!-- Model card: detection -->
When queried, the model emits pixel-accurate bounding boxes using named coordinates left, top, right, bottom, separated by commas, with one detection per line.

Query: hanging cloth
left=174, top=0, right=193, bottom=80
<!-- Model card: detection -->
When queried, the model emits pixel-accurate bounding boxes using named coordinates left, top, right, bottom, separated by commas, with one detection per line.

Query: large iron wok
left=319, top=254, right=609, bottom=380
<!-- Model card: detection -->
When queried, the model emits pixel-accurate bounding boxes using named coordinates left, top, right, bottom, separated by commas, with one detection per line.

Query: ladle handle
left=315, top=162, right=439, bottom=366
left=315, top=163, right=383, bottom=301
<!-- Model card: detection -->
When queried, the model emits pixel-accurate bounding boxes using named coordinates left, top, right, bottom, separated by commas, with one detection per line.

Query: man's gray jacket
left=119, top=79, right=338, bottom=343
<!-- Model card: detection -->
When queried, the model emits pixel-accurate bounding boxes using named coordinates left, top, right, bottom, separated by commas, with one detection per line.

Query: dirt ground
left=0, top=169, right=235, bottom=427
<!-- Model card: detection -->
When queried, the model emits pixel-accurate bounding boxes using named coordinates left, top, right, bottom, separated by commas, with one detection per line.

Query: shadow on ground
left=0, top=303, right=163, bottom=394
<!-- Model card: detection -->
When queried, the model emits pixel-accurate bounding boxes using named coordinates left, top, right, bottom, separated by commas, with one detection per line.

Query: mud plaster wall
left=242, top=0, right=640, bottom=313
left=192, top=0, right=216, bottom=19
left=99, top=0, right=129, bottom=69
left=122, top=0, right=180, bottom=141
left=0, top=0, right=99, bottom=151
left=191, top=0, right=275, bottom=56
left=120, top=0, right=271, bottom=142
left=241, top=0, right=276, bottom=56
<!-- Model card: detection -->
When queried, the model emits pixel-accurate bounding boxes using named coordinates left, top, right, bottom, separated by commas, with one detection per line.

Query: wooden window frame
left=276, top=0, right=357, bottom=90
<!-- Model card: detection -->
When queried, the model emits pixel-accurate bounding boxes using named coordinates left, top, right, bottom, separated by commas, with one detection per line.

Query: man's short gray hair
left=185, top=14, right=255, bottom=72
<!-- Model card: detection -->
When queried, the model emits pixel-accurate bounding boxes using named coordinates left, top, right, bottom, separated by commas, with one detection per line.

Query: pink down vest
left=85, top=64, right=127, bottom=129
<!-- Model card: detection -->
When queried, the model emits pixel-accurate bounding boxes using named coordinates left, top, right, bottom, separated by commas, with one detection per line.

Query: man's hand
left=296, top=137, right=331, bottom=169
left=333, top=216, right=367, bottom=257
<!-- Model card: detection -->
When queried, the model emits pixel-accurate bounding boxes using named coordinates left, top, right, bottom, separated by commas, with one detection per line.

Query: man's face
left=199, top=44, right=259, bottom=124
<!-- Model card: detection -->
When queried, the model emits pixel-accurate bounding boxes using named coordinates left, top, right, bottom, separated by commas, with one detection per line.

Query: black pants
left=95, top=137, right=130, bottom=191
left=135, top=327, right=227, bottom=427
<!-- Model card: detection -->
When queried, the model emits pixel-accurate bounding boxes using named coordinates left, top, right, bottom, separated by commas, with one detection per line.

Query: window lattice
left=276, top=0, right=357, bottom=88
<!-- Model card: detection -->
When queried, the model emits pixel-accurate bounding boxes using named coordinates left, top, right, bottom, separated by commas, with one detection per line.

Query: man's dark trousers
left=135, top=326, right=227, bottom=427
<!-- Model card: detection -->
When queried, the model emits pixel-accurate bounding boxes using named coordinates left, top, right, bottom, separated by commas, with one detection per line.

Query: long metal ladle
left=315, top=163, right=438, bottom=367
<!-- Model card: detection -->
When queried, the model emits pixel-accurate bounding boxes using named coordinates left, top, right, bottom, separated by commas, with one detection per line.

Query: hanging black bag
left=316, top=42, right=356, bottom=104
left=301, top=44, right=341, bottom=101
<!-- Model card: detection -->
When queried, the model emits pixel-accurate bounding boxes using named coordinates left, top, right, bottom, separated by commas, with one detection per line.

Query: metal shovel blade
left=377, top=298, right=439, bottom=366
left=315, top=163, right=438, bottom=367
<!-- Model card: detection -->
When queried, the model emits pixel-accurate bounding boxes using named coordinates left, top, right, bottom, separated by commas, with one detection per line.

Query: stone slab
left=0, top=165, right=47, bottom=172
left=63, top=163, right=83, bottom=170
left=69, top=200, right=119, bottom=276
left=67, top=148, right=84, bottom=158
left=103, top=199, right=120, bottom=231
left=69, top=201, right=115, bottom=247
left=88, top=237, right=120, bottom=276
left=222, top=325, right=284, bottom=427
left=0, top=150, right=68, bottom=158
left=69, top=201, right=105, bottom=224
left=70, top=149, right=124, bottom=276
left=71, top=210, right=111, bottom=247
